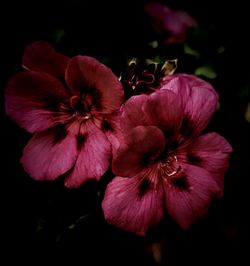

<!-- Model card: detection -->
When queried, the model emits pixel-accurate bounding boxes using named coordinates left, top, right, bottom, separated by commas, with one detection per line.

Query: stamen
left=160, top=155, right=181, bottom=177
left=70, top=95, right=92, bottom=121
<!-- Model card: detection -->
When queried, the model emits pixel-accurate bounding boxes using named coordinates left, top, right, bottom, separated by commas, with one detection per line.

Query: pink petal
left=175, top=10, right=198, bottom=28
left=65, top=56, right=124, bottom=114
left=186, top=132, right=232, bottom=196
left=161, top=74, right=218, bottom=137
left=120, top=95, right=150, bottom=132
left=143, top=90, right=183, bottom=139
left=21, top=125, right=78, bottom=180
left=99, top=113, right=124, bottom=153
left=22, top=41, right=69, bottom=79
left=5, top=71, right=70, bottom=133
left=112, top=126, right=165, bottom=177
left=165, top=163, right=219, bottom=229
left=162, top=10, right=198, bottom=36
left=64, top=121, right=111, bottom=188
left=102, top=175, right=164, bottom=236
left=144, top=3, right=197, bottom=39
left=144, top=2, right=172, bottom=35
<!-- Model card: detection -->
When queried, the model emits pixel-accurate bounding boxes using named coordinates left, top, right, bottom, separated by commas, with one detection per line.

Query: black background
left=1, top=0, right=249, bottom=264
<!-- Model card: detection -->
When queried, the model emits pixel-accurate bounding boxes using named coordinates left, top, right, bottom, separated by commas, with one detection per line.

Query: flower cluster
left=5, top=41, right=232, bottom=235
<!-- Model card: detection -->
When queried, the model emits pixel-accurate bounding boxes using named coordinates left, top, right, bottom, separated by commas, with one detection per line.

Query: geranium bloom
left=5, top=41, right=124, bottom=188
left=102, top=74, right=232, bottom=235
left=144, top=2, right=198, bottom=44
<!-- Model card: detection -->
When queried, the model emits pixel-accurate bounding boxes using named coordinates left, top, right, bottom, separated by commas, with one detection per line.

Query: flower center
left=70, top=95, right=92, bottom=120
left=159, top=154, right=181, bottom=177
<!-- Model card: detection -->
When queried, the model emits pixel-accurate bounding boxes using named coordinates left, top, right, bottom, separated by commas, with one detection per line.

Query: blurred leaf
left=51, top=29, right=65, bottom=44
left=68, top=214, right=90, bottom=230
left=145, top=55, right=162, bottom=64
left=217, top=102, right=221, bottom=111
left=184, top=43, right=200, bottom=58
left=148, top=40, right=159, bottom=49
left=245, top=102, right=250, bottom=122
left=217, top=45, right=226, bottom=54
left=36, top=218, right=47, bottom=232
left=101, top=58, right=111, bottom=64
left=195, top=65, right=217, bottom=79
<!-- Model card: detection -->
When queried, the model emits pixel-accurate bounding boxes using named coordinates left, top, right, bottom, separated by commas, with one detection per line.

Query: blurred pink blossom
left=144, top=2, right=198, bottom=44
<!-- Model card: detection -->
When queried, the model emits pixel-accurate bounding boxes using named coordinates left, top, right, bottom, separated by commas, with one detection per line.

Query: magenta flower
left=5, top=41, right=124, bottom=188
left=144, top=2, right=198, bottom=44
left=102, top=74, right=232, bottom=235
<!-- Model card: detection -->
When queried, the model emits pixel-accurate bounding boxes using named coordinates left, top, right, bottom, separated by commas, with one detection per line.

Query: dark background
left=1, top=0, right=249, bottom=264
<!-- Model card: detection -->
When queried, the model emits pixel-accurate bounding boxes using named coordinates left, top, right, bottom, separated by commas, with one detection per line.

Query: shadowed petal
left=65, top=56, right=124, bottom=113
left=144, top=90, right=183, bottom=138
left=144, top=3, right=198, bottom=44
left=64, top=122, right=111, bottom=188
left=112, top=126, right=165, bottom=177
left=165, top=163, right=219, bottom=229
left=161, top=74, right=218, bottom=136
left=21, top=125, right=78, bottom=180
left=22, top=41, right=69, bottom=79
left=97, top=112, right=124, bottom=153
left=5, top=71, right=70, bottom=133
left=120, top=94, right=150, bottom=132
left=102, top=175, right=164, bottom=236
left=186, top=132, right=232, bottom=196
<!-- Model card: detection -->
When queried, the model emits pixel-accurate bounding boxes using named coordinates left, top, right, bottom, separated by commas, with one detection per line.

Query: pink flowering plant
left=5, top=40, right=232, bottom=237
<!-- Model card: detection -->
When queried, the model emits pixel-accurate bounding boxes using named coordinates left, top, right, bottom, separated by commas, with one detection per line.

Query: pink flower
left=144, top=2, right=198, bottom=44
left=102, top=74, right=232, bottom=235
left=5, top=41, right=124, bottom=188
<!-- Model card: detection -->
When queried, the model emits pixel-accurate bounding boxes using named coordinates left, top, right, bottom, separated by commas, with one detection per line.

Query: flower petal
left=185, top=132, right=232, bottom=196
left=165, top=163, right=219, bottom=229
left=144, top=3, right=197, bottom=44
left=112, top=126, right=165, bottom=177
left=161, top=74, right=218, bottom=136
left=102, top=175, right=164, bottom=236
left=5, top=71, right=70, bottom=133
left=64, top=122, right=111, bottom=188
left=65, top=56, right=124, bottom=114
left=98, top=113, right=124, bottom=153
left=143, top=89, right=183, bottom=138
left=120, top=94, right=150, bottom=132
left=22, top=41, right=69, bottom=79
left=21, top=125, right=78, bottom=180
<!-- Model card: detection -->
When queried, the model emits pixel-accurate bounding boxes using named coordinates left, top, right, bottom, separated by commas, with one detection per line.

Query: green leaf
left=184, top=43, right=200, bottom=58
left=52, top=29, right=65, bottom=44
left=68, top=214, right=90, bottom=230
left=195, top=65, right=217, bottom=79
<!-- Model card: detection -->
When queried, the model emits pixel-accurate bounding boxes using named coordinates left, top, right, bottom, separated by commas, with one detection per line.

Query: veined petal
left=161, top=74, right=218, bottom=136
left=21, top=125, right=78, bottom=180
left=165, top=163, right=219, bottom=229
left=5, top=71, right=70, bottom=133
left=22, top=41, right=69, bottom=79
left=65, top=56, right=124, bottom=114
left=120, top=94, right=150, bottom=132
left=102, top=175, right=164, bottom=236
left=185, top=132, right=232, bottom=196
left=64, top=121, right=111, bottom=188
left=112, top=126, right=165, bottom=177
left=143, top=89, right=183, bottom=138
left=97, top=112, right=124, bottom=153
